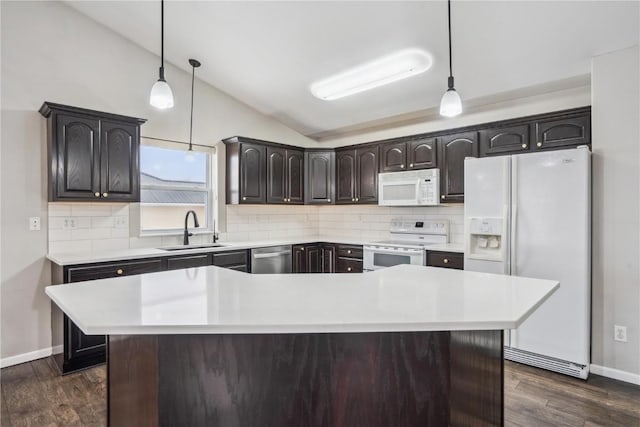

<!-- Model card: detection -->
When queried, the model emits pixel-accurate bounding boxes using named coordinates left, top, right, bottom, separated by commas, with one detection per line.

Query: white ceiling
left=66, top=1, right=639, bottom=139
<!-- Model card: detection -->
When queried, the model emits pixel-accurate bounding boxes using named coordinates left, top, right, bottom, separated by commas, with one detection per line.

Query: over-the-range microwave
left=378, top=169, right=440, bottom=206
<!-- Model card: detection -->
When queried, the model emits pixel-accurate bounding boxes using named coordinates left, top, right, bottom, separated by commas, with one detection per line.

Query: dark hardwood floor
left=1, top=357, right=638, bottom=426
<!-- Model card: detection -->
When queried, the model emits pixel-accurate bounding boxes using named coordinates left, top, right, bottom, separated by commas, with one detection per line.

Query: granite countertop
left=45, top=264, right=558, bottom=335
left=47, top=237, right=464, bottom=266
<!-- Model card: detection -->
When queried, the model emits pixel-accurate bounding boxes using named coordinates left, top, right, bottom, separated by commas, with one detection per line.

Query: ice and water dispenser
left=466, top=217, right=505, bottom=261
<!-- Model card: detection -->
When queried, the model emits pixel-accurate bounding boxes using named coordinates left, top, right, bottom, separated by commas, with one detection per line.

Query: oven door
left=363, top=246, right=425, bottom=271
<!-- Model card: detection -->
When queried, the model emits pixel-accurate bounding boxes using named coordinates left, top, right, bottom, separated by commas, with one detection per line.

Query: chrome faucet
left=183, top=210, right=199, bottom=245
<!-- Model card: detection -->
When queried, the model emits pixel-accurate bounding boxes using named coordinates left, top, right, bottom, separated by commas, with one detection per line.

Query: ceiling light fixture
left=149, top=0, right=174, bottom=109
left=187, top=58, right=201, bottom=153
left=310, top=49, right=433, bottom=101
left=439, top=0, right=462, bottom=117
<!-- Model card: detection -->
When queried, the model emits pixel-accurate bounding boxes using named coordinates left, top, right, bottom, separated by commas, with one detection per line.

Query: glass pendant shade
left=150, top=77, right=174, bottom=109
left=439, top=88, right=462, bottom=117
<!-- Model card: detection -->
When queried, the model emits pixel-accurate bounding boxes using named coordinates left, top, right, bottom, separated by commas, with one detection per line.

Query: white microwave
left=378, top=169, right=440, bottom=206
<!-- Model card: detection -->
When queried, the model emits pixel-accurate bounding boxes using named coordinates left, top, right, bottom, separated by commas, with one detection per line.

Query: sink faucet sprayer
left=183, top=210, right=199, bottom=245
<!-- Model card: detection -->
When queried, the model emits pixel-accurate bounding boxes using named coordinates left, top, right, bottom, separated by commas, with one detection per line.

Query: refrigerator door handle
left=503, top=203, right=510, bottom=275
left=511, top=158, right=518, bottom=277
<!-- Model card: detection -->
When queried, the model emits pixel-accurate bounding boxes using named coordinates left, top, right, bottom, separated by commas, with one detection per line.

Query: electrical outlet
left=29, top=217, right=41, bottom=231
left=614, top=325, right=627, bottom=342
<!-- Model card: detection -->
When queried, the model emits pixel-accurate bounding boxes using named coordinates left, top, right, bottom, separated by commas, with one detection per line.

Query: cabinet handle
left=441, top=195, right=445, bottom=199
left=242, top=197, right=247, bottom=201
left=537, top=142, right=542, bottom=147
left=521, top=144, right=527, bottom=148
left=409, top=163, right=414, bottom=167
left=347, top=267, right=352, bottom=272
left=327, top=198, right=331, bottom=202
left=443, top=259, right=449, bottom=264
left=400, top=164, right=405, bottom=169
left=352, top=198, right=355, bottom=202
left=94, top=192, right=100, bottom=197
left=347, top=250, right=351, bottom=254
left=102, top=192, right=108, bottom=198
left=283, top=198, right=287, bottom=202
left=116, top=269, right=123, bottom=275
left=301, top=247, right=305, bottom=251
left=355, top=198, right=359, bottom=202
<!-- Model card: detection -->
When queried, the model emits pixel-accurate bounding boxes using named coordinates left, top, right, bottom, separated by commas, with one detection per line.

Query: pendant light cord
left=189, top=64, right=195, bottom=151
left=161, top=0, right=164, bottom=69
left=447, top=0, right=452, bottom=79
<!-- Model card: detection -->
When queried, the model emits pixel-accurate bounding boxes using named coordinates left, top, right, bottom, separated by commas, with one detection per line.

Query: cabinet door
left=439, top=132, right=479, bottom=203
left=380, top=142, right=407, bottom=172
left=100, top=120, right=139, bottom=201
left=293, top=245, right=307, bottom=273
left=266, top=146, right=286, bottom=204
left=479, top=124, right=530, bottom=157
left=534, top=114, right=590, bottom=150
left=240, top=143, right=266, bottom=203
left=336, top=257, right=363, bottom=273
left=305, top=245, right=321, bottom=273
left=66, top=316, right=105, bottom=365
left=321, top=244, right=336, bottom=273
left=426, top=251, right=464, bottom=270
left=286, top=149, right=305, bottom=204
left=356, top=146, right=379, bottom=203
left=336, top=150, right=356, bottom=204
left=212, top=250, right=248, bottom=269
left=66, top=258, right=165, bottom=282
left=54, top=114, right=101, bottom=200
left=408, top=138, right=437, bottom=169
left=166, top=254, right=212, bottom=271
left=305, top=151, right=335, bottom=204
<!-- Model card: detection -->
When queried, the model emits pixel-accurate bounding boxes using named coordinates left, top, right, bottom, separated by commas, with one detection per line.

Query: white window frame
left=138, top=140, right=216, bottom=236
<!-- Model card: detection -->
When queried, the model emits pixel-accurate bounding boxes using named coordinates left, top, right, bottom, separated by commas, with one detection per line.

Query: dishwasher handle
left=252, top=251, right=291, bottom=259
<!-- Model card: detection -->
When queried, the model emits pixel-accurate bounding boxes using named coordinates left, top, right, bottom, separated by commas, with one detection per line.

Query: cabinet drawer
left=336, top=257, right=363, bottom=273
left=166, top=254, right=211, bottom=271
left=66, top=258, right=164, bottom=282
left=336, top=245, right=363, bottom=259
left=426, top=251, right=464, bottom=270
left=212, top=250, right=249, bottom=267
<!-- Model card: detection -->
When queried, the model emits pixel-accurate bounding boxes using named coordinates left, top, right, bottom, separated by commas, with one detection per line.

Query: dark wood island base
left=108, top=330, right=503, bottom=427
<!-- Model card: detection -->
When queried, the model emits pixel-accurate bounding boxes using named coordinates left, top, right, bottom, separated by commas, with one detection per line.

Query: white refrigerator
left=464, top=147, right=591, bottom=379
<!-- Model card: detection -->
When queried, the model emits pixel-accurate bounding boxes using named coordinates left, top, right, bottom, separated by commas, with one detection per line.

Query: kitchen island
left=45, top=264, right=557, bottom=427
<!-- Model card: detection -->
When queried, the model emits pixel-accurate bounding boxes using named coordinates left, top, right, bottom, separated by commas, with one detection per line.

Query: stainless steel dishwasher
left=250, top=245, right=292, bottom=274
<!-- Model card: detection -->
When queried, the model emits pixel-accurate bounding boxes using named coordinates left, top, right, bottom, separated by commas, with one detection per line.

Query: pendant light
left=187, top=58, right=201, bottom=152
left=439, top=0, right=462, bottom=117
left=149, top=0, right=174, bottom=109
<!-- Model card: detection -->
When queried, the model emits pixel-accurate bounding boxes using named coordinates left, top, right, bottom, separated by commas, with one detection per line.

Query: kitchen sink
left=158, top=243, right=226, bottom=251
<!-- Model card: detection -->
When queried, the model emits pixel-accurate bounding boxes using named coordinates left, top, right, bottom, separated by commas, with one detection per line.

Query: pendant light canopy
left=439, top=0, right=462, bottom=117
left=187, top=58, right=201, bottom=152
left=150, top=0, right=174, bottom=109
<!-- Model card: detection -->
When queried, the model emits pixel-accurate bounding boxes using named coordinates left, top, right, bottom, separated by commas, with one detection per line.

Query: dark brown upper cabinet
left=408, top=137, right=437, bottom=169
left=336, top=146, right=379, bottom=204
left=533, top=113, right=590, bottom=151
left=380, top=141, right=407, bottom=172
left=304, top=151, right=335, bottom=204
left=40, top=102, right=146, bottom=202
left=266, top=146, right=303, bottom=204
left=438, top=131, right=479, bottom=203
left=224, top=137, right=267, bottom=204
left=479, top=124, right=530, bottom=157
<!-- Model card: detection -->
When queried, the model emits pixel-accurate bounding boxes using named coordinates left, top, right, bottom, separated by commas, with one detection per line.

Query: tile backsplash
left=48, top=202, right=464, bottom=254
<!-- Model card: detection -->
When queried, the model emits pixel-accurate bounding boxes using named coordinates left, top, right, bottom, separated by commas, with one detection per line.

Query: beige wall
left=0, top=0, right=314, bottom=363
left=591, top=45, right=640, bottom=378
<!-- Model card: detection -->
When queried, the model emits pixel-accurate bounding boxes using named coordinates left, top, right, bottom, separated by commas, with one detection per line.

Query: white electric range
left=363, top=219, right=449, bottom=271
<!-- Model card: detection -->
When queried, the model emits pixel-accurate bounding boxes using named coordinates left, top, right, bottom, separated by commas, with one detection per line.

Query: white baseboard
left=590, top=364, right=640, bottom=385
left=0, top=347, right=53, bottom=369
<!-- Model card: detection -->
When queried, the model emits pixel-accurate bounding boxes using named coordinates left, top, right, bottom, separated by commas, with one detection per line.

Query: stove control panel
left=389, top=219, right=449, bottom=236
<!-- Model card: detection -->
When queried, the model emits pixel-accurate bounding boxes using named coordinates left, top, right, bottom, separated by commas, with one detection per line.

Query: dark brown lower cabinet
left=52, top=258, right=165, bottom=374
left=212, top=249, right=250, bottom=272
left=293, top=244, right=321, bottom=273
left=166, top=254, right=212, bottom=271
left=426, top=251, right=464, bottom=270
left=321, top=244, right=336, bottom=273
left=336, top=244, right=363, bottom=273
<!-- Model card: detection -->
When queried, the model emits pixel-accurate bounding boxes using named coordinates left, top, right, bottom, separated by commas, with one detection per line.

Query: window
left=140, top=144, right=212, bottom=232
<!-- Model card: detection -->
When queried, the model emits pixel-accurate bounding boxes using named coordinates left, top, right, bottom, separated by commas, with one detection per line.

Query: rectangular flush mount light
left=310, top=49, right=432, bottom=101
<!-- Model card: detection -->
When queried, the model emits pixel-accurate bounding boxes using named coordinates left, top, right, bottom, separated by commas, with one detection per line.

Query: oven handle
left=364, top=247, right=424, bottom=256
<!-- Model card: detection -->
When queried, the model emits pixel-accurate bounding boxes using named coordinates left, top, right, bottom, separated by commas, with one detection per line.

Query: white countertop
left=47, top=237, right=464, bottom=266
left=45, top=264, right=558, bottom=335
